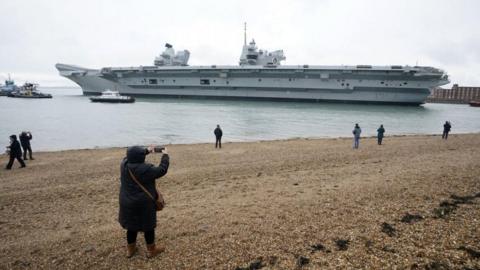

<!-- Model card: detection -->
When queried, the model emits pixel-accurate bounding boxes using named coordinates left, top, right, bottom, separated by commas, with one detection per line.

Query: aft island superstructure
left=56, top=29, right=449, bottom=105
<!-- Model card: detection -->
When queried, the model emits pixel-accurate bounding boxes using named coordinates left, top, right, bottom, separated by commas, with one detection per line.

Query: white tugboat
left=89, top=89, right=135, bottom=103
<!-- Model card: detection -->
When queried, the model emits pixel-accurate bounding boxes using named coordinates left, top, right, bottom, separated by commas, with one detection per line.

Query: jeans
left=353, top=137, right=360, bottom=149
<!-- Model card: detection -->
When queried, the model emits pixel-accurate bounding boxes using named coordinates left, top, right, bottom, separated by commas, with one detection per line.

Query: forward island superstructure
left=56, top=27, right=449, bottom=105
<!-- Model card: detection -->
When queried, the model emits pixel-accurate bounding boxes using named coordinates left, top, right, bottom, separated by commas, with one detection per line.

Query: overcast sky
left=1, top=0, right=479, bottom=87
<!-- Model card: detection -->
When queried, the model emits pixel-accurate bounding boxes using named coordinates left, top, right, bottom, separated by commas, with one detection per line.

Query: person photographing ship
left=19, top=131, right=34, bottom=160
left=118, top=145, right=169, bottom=258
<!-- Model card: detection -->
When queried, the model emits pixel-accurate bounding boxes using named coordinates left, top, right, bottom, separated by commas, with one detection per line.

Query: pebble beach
left=1, top=134, right=479, bottom=269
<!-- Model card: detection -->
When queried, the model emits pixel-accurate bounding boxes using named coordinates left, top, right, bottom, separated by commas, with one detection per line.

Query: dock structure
left=427, top=84, right=480, bottom=104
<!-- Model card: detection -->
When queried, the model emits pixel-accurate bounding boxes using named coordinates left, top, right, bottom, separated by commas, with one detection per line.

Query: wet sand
left=1, top=134, right=479, bottom=269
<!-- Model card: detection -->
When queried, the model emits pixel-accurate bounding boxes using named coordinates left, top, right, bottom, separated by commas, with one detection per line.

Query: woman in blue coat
left=119, top=146, right=169, bottom=258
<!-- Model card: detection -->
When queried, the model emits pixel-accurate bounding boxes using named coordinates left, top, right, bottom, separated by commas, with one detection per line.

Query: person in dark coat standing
left=352, top=123, right=362, bottom=149
left=119, top=145, right=169, bottom=258
left=5, top=135, right=26, bottom=170
left=19, top=131, right=34, bottom=160
left=214, top=125, right=223, bottom=148
left=377, top=124, right=385, bottom=145
left=442, top=121, right=451, bottom=139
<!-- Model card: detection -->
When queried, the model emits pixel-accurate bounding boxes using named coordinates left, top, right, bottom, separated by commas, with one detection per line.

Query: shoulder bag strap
left=127, top=167, right=156, bottom=202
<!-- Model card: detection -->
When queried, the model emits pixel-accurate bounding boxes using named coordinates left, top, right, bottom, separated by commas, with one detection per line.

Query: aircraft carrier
left=56, top=28, right=449, bottom=105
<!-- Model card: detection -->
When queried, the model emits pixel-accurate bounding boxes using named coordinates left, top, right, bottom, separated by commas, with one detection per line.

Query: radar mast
left=244, top=22, right=247, bottom=46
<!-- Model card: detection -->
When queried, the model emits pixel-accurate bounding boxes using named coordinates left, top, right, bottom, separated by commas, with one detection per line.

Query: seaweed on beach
left=433, top=201, right=458, bottom=218
left=433, top=192, right=480, bottom=218
left=381, top=222, right=396, bottom=237
left=450, top=194, right=476, bottom=204
left=235, top=258, right=265, bottom=270
left=335, top=239, right=349, bottom=251
left=458, top=246, right=480, bottom=259
left=296, top=256, right=310, bottom=267
left=424, top=261, right=450, bottom=270
left=310, top=243, right=325, bottom=252
left=401, top=213, right=424, bottom=223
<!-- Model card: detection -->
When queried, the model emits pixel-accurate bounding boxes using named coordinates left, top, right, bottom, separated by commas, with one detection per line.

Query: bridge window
left=200, top=79, right=210, bottom=85
left=148, top=79, right=158, bottom=84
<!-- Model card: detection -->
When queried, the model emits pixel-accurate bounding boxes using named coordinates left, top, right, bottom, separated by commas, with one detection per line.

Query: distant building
left=427, top=84, right=480, bottom=103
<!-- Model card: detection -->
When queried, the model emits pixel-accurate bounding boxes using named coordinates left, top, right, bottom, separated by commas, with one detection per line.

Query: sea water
left=1, top=87, right=479, bottom=151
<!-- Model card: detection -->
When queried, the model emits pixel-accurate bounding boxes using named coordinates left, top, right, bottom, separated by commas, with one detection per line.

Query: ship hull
left=56, top=63, right=449, bottom=105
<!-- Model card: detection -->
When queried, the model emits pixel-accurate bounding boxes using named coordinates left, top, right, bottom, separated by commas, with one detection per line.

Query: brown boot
left=146, top=243, right=165, bottom=258
left=126, top=243, right=137, bottom=258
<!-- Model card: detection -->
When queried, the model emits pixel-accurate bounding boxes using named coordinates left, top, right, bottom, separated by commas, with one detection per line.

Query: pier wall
left=427, top=84, right=480, bottom=104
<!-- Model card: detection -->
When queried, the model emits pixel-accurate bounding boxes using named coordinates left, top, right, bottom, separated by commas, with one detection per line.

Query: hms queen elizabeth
left=56, top=26, right=449, bottom=105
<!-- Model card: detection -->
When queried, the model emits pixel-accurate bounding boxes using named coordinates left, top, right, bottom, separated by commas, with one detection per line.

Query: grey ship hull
left=56, top=64, right=449, bottom=105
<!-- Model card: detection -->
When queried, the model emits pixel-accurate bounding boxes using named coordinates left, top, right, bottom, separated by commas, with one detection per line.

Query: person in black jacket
left=6, top=135, right=26, bottom=170
left=214, top=125, right=223, bottom=148
left=118, top=145, right=169, bottom=258
left=442, top=121, right=451, bottom=139
left=19, top=131, right=34, bottom=160
left=377, top=125, right=385, bottom=145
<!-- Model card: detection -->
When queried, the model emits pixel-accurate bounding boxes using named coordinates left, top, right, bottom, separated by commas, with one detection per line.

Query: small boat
left=469, top=100, right=480, bottom=107
left=90, top=90, right=135, bottom=103
left=7, top=83, right=52, bottom=99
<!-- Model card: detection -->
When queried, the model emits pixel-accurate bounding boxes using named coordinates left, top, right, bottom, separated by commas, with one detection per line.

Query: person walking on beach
left=377, top=124, right=385, bottom=145
left=5, top=135, right=26, bottom=170
left=352, top=123, right=362, bottom=149
left=19, top=131, right=34, bottom=160
left=214, top=124, right=223, bottom=148
left=119, top=145, right=169, bottom=258
left=442, top=121, right=451, bottom=139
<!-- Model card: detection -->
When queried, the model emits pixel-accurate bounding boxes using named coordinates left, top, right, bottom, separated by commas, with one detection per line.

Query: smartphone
left=153, top=146, right=165, bottom=153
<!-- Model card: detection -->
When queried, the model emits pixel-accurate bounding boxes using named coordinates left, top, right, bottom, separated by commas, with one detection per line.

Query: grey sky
left=1, top=0, right=479, bottom=87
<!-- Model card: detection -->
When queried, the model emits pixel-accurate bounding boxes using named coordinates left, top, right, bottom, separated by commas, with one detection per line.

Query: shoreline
left=3, top=132, right=479, bottom=154
left=1, top=134, right=479, bottom=269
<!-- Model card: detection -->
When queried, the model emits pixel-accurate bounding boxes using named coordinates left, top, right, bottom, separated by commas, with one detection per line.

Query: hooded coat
left=118, top=146, right=169, bottom=231
left=9, top=135, right=22, bottom=157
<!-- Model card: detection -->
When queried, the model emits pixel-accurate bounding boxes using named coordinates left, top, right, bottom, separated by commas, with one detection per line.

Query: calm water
left=1, top=87, right=479, bottom=151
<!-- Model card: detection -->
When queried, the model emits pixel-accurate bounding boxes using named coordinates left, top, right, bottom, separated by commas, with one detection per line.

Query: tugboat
left=0, top=75, right=19, bottom=96
left=7, top=83, right=52, bottom=98
left=89, top=90, right=135, bottom=103
left=7, top=82, right=52, bottom=98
